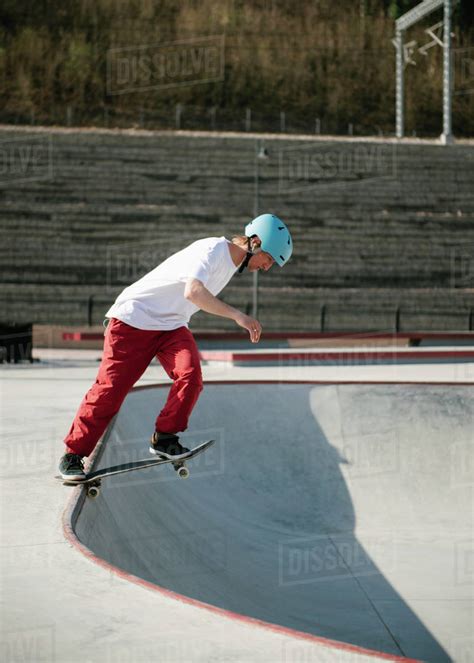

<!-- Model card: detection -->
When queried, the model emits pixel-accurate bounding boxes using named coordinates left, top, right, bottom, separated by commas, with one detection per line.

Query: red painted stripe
left=62, top=331, right=474, bottom=343
left=196, top=331, right=474, bottom=340
left=59, top=336, right=474, bottom=362
left=200, top=350, right=474, bottom=362
left=62, top=332, right=103, bottom=341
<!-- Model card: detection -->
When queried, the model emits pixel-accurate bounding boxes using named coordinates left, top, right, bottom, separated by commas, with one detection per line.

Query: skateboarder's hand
left=235, top=313, right=262, bottom=343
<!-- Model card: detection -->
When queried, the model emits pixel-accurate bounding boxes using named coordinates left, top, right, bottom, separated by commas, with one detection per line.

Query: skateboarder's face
left=247, top=251, right=275, bottom=272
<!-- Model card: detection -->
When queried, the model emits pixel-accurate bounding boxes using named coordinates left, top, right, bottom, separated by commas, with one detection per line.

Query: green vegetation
left=0, top=0, right=472, bottom=136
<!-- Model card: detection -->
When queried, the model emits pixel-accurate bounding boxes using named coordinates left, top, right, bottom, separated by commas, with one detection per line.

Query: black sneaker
left=59, top=453, right=86, bottom=481
left=149, top=432, right=190, bottom=460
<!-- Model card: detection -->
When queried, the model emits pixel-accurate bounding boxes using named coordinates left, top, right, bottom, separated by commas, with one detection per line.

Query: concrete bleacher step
left=1, top=128, right=473, bottom=330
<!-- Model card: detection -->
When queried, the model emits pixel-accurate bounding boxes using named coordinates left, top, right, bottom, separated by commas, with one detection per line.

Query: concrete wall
left=1, top=127, right=473, bottom=331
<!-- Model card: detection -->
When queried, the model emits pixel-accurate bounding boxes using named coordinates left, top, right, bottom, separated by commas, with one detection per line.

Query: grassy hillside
left=0, top=0, right=473, bottom=136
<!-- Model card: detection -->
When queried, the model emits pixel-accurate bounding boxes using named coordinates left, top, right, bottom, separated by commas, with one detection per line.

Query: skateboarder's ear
left=250, top=237, right=262, bottom=252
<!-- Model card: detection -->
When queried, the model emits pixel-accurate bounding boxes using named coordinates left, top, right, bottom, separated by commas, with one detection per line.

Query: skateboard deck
left=56, top=439, right=214, bottom=498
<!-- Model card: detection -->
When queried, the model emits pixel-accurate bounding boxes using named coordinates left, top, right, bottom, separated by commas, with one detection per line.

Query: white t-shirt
left=105, top=236, right=238, bottom=330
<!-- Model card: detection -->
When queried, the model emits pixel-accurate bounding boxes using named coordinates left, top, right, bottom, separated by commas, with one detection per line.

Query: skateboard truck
left=86, top=481, right=101, bottom=499
left=173, top=460, right=190, bottom=479
left=70, top=464, right=188, bottom=499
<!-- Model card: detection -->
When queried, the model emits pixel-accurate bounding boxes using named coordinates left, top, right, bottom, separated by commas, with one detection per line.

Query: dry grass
left=0, top=0, right=472, bottom=135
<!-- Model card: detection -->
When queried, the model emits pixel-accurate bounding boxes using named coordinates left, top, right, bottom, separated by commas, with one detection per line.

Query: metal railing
left=1, top=293, right=473, bottom=332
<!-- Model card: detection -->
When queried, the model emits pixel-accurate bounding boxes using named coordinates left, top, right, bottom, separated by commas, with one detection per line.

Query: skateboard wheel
left=87, top=486, right=100, bottom=498
left=177, top=466, right=190, bottom=479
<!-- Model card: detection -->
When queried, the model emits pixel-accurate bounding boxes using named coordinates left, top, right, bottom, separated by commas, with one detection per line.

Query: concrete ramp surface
left=74, top=382, right=473, bottom=661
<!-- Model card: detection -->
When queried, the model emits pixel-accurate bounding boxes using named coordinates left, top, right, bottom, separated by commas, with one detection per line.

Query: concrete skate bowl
left=71, top=382, right=473, bottom=662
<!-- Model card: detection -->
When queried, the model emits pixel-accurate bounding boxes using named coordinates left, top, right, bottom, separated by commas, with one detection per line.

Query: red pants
left=64, top=318, right=203, bottom=457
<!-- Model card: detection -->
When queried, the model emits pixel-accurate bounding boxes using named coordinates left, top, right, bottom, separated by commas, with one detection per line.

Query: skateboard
left=56, top=439, right=214, bottom=498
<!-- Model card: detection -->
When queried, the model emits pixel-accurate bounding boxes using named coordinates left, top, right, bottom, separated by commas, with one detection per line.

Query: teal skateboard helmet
left=245, top=214, right=293, bottom=267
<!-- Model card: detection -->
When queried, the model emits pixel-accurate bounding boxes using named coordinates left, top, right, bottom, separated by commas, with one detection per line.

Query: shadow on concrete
left=75, top=382, right=474, bottom=661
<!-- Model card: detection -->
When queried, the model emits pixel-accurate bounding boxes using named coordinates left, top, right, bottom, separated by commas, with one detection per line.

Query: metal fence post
left=320, top=304, right=326, bottom=332
left=175, top=104, right=182, bottom=129
left=245, top=108, right=251, bottom=132
left=441, top=0, right=453, bottom=144
left=395, top=29, right=404, bottom=138
left=88, top=295, right=94, bottom=327
left=395, top=306, right=401, bottom=332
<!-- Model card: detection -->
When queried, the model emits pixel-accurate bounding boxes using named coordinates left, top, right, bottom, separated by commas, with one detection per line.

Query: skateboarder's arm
left=184, top=278, right=261, bottom=343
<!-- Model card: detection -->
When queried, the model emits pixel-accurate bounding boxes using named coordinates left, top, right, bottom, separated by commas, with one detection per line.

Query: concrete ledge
left=200, top=348, right=474, bottom=365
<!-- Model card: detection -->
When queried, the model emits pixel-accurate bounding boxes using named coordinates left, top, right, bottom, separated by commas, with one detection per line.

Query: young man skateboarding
left=59, top=213, right=293, bottom=480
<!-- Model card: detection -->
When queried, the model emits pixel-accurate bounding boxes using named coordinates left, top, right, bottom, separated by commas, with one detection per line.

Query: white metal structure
left=394, top=0, right=457, bottom=143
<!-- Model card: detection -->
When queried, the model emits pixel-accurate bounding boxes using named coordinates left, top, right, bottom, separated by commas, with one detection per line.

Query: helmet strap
left=238, top=236, right=254, bottom=274
left=238, top=252, right=253, bottom=273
